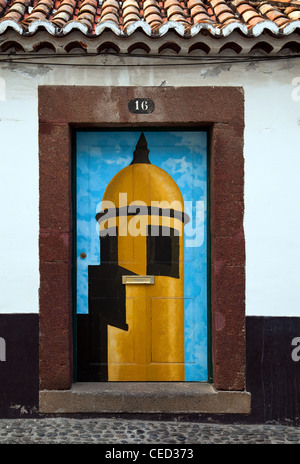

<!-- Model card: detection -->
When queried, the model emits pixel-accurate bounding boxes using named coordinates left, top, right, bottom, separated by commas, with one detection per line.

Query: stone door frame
left=38, top=86, right=248, bottom=414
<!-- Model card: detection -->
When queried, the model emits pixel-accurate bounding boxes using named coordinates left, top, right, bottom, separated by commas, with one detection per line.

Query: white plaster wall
left=0, top=75, right=38, bottom=314
left=0, top=56, right=299, bottom=316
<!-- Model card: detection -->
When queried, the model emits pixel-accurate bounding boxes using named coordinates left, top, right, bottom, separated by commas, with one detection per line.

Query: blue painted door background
left=76, top=130, right=208, bottom=381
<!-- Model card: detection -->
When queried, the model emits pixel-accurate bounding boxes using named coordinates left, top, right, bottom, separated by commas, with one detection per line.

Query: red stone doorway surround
left=38, top=86, right=249, bottom=414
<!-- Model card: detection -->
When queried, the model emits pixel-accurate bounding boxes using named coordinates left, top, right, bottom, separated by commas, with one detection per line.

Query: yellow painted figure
left=96, top=133, right=188, bottom=381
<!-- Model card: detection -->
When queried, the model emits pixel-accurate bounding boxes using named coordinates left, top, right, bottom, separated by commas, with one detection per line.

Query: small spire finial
left=130, top=132, right=151, bottom=164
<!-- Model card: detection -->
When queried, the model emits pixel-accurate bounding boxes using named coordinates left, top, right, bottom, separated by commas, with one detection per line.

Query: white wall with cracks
left=0, top=55, right=299, bottom=316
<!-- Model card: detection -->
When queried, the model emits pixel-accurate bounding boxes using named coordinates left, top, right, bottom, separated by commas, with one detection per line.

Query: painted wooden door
left=75, top=130, right=208, bottom=382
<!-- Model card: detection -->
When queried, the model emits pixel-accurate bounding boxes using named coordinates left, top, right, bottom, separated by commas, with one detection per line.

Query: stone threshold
left=39, top=382, right=251, bottom=414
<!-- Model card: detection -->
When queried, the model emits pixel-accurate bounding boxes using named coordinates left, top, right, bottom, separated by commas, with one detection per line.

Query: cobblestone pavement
left=0, top=417, right=299, bottom=444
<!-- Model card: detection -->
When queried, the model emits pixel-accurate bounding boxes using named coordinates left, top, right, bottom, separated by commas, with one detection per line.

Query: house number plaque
left=128, top=98, right=155, bottom=114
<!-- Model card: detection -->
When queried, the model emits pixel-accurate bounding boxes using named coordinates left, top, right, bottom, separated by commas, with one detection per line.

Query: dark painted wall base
left=0, top=314, right=39, bottom=417
left=246, top=316, right=300, bottom=425
left=0, top=315, right=299, bottom=423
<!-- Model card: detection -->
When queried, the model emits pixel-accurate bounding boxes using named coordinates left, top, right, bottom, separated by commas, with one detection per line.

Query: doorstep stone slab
left=39, top=383, right=251, bottom=414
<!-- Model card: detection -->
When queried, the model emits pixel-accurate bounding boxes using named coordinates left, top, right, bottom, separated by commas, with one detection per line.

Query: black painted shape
left=100, top=234, right=118, bottom=263
left=96, top=206, right=190, bottom=226
left=130, top=132, right=151, bottom=165
left=77, top=264, right=136, bottom=382
left=147, top=226, right=180, bottom=278
left=0, top=314, right=39, bottom=418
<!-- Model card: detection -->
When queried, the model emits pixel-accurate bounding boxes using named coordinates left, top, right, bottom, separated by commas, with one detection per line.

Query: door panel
left=75, top=130, right=208, bottom=382
left=151, top=298, right=185, bottom=364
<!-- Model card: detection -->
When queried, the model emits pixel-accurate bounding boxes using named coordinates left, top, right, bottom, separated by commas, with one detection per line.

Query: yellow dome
left=99, top=132, right=185, bottom=215
left=101, top=162, right=184, bottom=207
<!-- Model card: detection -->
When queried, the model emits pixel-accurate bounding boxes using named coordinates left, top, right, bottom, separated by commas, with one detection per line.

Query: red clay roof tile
left=0, top=0, right=299, bottom=38
left=289, top=9, right=300, bottom=17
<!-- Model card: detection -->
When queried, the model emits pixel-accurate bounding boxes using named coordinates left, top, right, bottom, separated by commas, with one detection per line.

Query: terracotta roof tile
left=0, top=0, right=299, bottom=39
